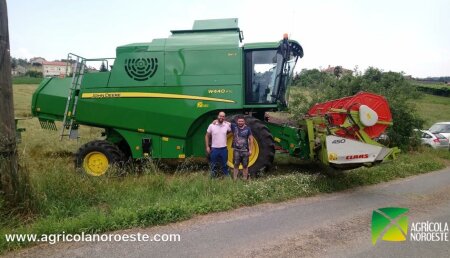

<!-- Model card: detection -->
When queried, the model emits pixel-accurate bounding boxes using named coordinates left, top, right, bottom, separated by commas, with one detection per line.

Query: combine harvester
left=31, top=18, right=399, bottom=176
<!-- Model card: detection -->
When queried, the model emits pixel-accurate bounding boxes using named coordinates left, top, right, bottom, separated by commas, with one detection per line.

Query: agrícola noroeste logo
left=372, top=207, right=409, bottom=245
left=372, top=207, right=449, bottom=245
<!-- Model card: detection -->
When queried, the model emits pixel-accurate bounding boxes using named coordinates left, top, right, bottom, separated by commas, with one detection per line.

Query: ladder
left=60, top=54, right=85, bottom=140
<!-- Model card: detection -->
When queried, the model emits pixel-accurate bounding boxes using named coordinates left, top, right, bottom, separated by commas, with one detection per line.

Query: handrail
left=65, top=53, right=116, bottom=76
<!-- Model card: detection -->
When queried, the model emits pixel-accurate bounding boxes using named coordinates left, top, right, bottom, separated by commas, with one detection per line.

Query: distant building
left=29, top=62, right=43, bottom=74
left=42, top=61, right=72, bottom=77
left=403, top=75, right=413, bottom=80
left=322, top=65, right=353, bottom=76
left=30, top=57, right=46, bottom=65
left=11, top=65, right=26, bottom=76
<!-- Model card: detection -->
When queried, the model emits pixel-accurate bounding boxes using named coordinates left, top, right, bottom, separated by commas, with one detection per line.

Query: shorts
left=233, top=149, right=249, bottom=168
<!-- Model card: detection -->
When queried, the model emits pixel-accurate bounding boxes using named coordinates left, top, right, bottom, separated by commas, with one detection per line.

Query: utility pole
left=0, top=0, right=19, bottom=205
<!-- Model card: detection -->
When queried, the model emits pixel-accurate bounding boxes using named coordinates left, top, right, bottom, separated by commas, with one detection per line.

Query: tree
left=99, top=61, right=108, bottom=72
left=292, top=68, right=334, bottom=88
left=16, top=58, right=28, bottom=67
left=333, top=66, right=343, bottom=78
left=25, top=70, right=43, bottom=78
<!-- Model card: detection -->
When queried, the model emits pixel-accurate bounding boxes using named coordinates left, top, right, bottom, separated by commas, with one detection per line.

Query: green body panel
left=163, top=49, right=242, bottom=86
left=244, top=42, right=281, bottom=50
left=108, top=129, right=187, bottom=159
left=32, top=77, right=241, bottom=158
left=265, top=122, right=309, bottom=159
left=192, top=18, right=239, bottom=30
left=32, top=77, right=71, bottom=121
left=83, top=72, right=111, bottom=89
left=76, top=86, right=241, bottom=132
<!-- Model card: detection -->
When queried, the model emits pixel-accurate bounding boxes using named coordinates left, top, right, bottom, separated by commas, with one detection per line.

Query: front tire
left=75, top=140, right=125, bottom=176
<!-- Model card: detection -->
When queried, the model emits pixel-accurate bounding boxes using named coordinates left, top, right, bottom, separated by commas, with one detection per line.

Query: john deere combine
left=31, top=18, right=399, bottom=176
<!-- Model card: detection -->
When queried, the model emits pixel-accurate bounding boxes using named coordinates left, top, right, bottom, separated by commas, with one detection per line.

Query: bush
left=292, top=68, right=334, bottom=88
left=415, top=86, right=450, bottom=97
left=289, top=67, right=424, bottom=150
left=25, top=71, right=43, bottom=78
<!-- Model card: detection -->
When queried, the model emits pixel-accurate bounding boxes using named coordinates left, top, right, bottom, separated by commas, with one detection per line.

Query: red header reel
left=307, top=92, right=392, bottom=140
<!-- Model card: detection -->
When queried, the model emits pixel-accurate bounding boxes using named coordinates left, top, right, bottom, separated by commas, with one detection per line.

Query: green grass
left=414, top=94, right=450, bottom=128
left=12, top=84, right=38, bottom=117
left=12, top=77, right=44, bottom=84
left=1, top=84, right=449, bottom=254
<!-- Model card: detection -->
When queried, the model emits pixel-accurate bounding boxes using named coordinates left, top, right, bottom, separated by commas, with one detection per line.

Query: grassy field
left=410, top=80, right=450, bottom=89
left=414, top=93, right=450, bottom=128
left=12, top=77, right=43, bottom=84
left=1, top=84, right=449, bottom=254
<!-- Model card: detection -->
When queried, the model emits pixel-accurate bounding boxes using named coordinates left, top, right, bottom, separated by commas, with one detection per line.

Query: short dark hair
left=236, top=115, right=245, bottom=121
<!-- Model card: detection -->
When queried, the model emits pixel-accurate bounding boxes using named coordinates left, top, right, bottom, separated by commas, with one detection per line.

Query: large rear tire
left=226, top=115, right=275, bottom=177
left=75, top=140, right=125, bottom=176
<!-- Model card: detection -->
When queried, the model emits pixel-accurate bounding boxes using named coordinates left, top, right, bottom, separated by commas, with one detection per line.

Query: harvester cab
left=31, top=18, right=398, bottom=176
left=243, top=35, right=303, bottom=109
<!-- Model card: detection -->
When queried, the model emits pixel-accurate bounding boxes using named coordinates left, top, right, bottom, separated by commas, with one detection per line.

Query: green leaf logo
left=372, top=207, right=409, bottom=245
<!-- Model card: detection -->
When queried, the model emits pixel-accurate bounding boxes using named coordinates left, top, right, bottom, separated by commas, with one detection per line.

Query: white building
left=30, top=57, right=46, bottom=65
left=11, top=65, right=26, bottom=76
left=42, top=61, right=72, bottom=77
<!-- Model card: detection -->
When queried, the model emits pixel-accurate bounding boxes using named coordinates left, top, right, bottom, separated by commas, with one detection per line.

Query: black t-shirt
left=231, top=124, right=252, bottom=151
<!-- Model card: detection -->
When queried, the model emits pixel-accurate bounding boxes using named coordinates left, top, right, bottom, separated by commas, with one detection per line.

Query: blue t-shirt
left=231, top=123, right=252, bottom=151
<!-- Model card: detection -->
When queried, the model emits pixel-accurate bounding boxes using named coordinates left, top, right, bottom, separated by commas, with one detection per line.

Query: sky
left=7, top=0, right=450, bottom=77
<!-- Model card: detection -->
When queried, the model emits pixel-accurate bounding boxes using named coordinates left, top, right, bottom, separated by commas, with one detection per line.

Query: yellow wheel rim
left=227, top=134, right=260, bottom=169
left=83, top=151, right=109, bottom=176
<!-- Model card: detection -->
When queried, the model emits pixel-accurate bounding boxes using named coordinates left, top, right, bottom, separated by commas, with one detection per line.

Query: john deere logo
left=372, top=207, right=409, bottom=245
left=124, top=58, right=158, bottom=81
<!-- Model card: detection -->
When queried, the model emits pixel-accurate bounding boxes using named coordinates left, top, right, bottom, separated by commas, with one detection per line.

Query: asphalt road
left=5, top=167, right=450, bottom=258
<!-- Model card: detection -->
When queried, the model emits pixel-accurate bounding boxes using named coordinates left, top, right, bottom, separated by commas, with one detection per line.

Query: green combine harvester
left=31, top=18, right=399, bottom=176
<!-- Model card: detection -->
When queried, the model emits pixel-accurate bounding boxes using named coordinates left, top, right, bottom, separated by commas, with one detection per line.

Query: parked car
left=429, top=122, right=450, bottom=141
left=416, top=130, right=449, bottom=149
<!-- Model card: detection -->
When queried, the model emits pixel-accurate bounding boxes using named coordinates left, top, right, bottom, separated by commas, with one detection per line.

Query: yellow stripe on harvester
left=81, top=92, right=235, bottom=103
